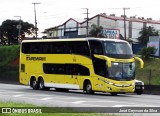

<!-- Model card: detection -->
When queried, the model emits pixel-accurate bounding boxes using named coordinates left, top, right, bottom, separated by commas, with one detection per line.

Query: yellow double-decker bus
left=19, top=38, right=144, bottom=95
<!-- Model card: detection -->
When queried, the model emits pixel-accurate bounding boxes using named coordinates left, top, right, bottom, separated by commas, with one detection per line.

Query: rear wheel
left=38, top=78, right=45, bottom=90
left=136, top=91, right=142, bottom=95
left=38, top=78, right=50, bottom=90
left=30, top=78, right=38, bottom=90
left=85, top=81, right=94, bottom=94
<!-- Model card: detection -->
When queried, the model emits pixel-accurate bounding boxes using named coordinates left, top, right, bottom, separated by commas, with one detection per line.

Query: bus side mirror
left=93, top=54, right=112, bottom=67
left=134, top=57, right=144, bottom=68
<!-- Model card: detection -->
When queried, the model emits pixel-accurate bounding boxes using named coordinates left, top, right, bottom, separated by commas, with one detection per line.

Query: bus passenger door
left=92, top=58, right=107, bottom=91
left=89, top=40, right=106, bottom=91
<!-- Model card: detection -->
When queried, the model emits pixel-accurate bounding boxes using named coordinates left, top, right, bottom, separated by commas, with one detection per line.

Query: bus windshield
left=107, top=62, right=135, bottom=80
left=103, top=41, right=133, bottom=59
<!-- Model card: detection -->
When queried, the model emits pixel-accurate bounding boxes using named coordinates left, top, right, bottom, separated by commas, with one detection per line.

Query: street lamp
left=123, top=8, right=130, bottom=40
left=14, top=16, right=21, bottom=43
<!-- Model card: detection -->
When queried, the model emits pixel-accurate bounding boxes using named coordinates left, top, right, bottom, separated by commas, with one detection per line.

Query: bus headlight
left=131, top=82, right=135, bottom=86
left=108, top=82, right=114, bottom=85
left=104, top=80, right=114, bottom=85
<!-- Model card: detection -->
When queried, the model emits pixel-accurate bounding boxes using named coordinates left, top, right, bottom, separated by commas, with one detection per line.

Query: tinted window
left=71, top=64, right=90, bottom=76
left=43, top=63, right=90, bottom=76
left=67, top=41, right=90, bottom=56
left=22, top=43, right=30, bottom=54
left=43, top=64, right=65, bottom=74
left=89, top=40, right=103, bottom=55
left=52, top=42, right=66, bottom=54
left=22, top=42, right=46, bottom=54
left=92, top=58, right=107, bottom=77
left=22, top=41, right=90, bottom=56
left=103, top=41, right=133, bottom=59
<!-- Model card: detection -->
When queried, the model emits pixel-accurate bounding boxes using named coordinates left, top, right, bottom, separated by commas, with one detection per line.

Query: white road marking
left=87, top=100, right=116, bottom=103
left=40, top=97, right=53, bottom=100
left=0, top=91, right=23, bottom=94
left=72, top=101, right=86, bottom=104
left=61, top=97, right=82, bottom=100
left=112, top=105, right=131, bottom=107
left=12, top=95, right=23, bottom=97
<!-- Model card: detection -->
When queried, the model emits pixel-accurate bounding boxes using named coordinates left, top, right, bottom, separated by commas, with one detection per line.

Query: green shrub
left=0, top=45, right=19, bottom=67
left=138, top=46, right=156, bottom=59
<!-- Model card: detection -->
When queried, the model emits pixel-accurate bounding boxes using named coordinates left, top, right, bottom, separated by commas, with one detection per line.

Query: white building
left=44, top=13, right=160, bottom=41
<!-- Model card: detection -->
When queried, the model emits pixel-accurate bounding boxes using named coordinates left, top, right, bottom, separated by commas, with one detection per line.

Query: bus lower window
left=43, top=63, right=90, bottom=76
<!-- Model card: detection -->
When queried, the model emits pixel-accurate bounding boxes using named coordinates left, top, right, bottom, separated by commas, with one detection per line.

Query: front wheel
left=85, top=82, right=94, bottom=94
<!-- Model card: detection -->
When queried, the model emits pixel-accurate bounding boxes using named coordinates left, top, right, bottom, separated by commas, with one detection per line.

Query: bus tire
left=30, top=77, right=38, bottom=90
left=85, top=81, right=94, bottom=94
left=38, top=78, right=45, bottom=90
left=38, top=78, right=50, bottom=91
left=136, top=91, right=142, bottom=95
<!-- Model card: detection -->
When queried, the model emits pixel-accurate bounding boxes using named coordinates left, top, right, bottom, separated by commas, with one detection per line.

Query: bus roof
left=22, top=38, right=127, bottom=43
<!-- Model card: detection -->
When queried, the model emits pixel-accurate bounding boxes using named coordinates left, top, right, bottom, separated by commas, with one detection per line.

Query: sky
left=1, top=0, right=160, bottom=36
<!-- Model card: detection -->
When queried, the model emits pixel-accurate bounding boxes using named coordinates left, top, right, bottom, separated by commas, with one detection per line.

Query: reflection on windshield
left=107, top=62, right=135, bottom=80
left=104, top=41, right=133, bottom=59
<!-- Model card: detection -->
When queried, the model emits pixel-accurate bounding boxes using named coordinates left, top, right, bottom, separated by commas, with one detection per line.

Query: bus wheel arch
left=83, top=79, right=94, bottom=94
left=30, top=76, right=38, bottom=90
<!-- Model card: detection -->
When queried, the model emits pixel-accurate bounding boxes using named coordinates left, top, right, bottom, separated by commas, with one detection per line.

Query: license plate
left=136, top=86, right=141, bottom=89
left=120, top=89, right=126, bottom=92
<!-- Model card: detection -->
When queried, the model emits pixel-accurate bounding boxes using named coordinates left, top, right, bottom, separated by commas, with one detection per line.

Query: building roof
left=80, top=13, right=160, bottom=24
left=43, top=18, right=85, bottom=32
left=44, top=13, right=160, bottom=32
left=22, top=38, right=127, bottom=43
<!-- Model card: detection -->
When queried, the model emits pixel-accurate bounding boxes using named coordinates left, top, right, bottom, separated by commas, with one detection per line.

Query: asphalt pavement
left=0, top=83, right=160, bottom=115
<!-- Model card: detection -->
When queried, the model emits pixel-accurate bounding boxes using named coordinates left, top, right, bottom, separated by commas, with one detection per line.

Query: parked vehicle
left=135, top=80, right=144, bottom=95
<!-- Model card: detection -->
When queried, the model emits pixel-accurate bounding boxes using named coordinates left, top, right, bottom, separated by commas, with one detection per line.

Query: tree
left=138, top=26, right=158, bottom=45
left=89, top=24, right=104, bottom=37
left=138, top=46, right=156, bottom=59
left=0, top=19, right=35, bottom=45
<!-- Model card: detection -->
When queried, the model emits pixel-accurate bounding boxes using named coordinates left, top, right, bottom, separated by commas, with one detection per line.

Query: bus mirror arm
left=93, top=54, right=112, bottom=67
left=134, top=57, right=144, bottom=68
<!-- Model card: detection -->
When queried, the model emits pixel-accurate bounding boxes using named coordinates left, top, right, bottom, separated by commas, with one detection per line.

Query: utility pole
left=14, top=16, right=21, bottom=43
left=32, top=2, right=40, bottom=39
left=123, top=8, right=130, bottom=40
left=82, top=8, right=89, bottom=37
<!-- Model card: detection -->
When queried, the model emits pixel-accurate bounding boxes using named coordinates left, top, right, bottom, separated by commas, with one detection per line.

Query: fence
left=136, top=68, right=160, bottom=94
left=136, top=69, right=160, bottom=85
